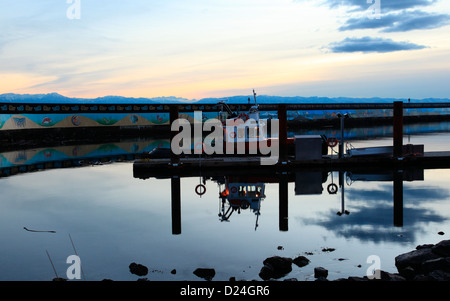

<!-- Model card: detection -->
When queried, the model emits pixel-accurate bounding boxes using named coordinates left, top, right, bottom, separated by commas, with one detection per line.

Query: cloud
left=328, top=36, right=427, bottom=53
left=324, top=0, right=438, bottom=12
left=339, top=10, right=450, bottom=32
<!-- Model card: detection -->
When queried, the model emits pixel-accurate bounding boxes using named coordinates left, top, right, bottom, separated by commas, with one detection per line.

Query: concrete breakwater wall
left=1, top=102, right=450, bottom=131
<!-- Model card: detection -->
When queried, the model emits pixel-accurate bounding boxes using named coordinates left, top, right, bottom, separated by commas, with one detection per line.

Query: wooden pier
left=134, top=102, right=450, bottom=179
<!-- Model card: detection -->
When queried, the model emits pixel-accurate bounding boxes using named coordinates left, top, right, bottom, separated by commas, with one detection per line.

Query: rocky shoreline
left=256, top=239, right=450, bottom=281
left=257, top=239, right=450, bottom=281
left=53, top=239, right=450, bottom=281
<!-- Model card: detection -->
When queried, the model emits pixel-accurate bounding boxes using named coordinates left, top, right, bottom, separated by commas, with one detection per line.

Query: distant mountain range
left=0, top=92, right=449, bottom=104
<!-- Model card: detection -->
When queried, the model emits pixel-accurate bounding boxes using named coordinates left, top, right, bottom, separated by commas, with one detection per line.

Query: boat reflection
left=215, top=176, right=267, bottom=230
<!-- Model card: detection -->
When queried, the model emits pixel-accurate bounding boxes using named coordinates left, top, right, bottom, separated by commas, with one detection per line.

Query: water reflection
left=153, top=167, right=447, bottom=239
left=1, top=121, right=449, bottom=178
left=290, top=121, right=450, bottom=141
left=0, top=127, right=449, bottom=280
left=0, top=139, right=169, bottom=177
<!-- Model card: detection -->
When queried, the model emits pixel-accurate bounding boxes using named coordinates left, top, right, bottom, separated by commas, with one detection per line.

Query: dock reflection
left=163, top=168, right=427, bottom=235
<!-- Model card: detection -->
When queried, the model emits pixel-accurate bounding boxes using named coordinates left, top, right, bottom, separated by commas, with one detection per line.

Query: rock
left=422, top=257, right=450, bottom=274
left=277, top=246, right=284, bottom=250
left=416, top=244, right=434, bottom=250
left=394, top=240, right=450, bottom=281
left=438, top=231, right=445, bottom=235
left=314, top=267, right=328, bottom=279
left=52, top=277, right=67, bottom=281
left=346, top=276, right=369, bottom=281
left=259, top=265, right=275, bottom=281
left=412, top=274, right=433, bottom=281
left=395, top=247, right=439, bottom=273
left=259, top=256, right=292, bottom=280
left=129, top=262, right=148, bottom=276
left=322, top=248, right=335, bottom=252
left=398, top=266, right=416, bottom=280
left=293, top=255, right=310, bottom=268
left=431, top=240, right=450, bottom=257
left=378, top=270, right=406, bottom=281
left=428, top=270, right=450, bottom=281
left=171, top=269, right=176, bottom=274
left=193, top=268, right=215, bottom=281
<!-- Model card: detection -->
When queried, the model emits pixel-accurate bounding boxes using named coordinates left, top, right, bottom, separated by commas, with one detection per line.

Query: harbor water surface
left=0, top=124, right=449, bottom=281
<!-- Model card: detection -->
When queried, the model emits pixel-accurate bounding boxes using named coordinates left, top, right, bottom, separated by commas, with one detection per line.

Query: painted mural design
left=0, top=102, right=449, bottom=131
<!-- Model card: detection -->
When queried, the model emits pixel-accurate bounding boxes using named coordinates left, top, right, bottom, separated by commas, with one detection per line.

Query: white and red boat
left=216, top=90, right=294, bottom=156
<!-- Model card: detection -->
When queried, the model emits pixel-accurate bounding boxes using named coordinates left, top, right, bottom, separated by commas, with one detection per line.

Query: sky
left=1, top=0, right=449, bottom=100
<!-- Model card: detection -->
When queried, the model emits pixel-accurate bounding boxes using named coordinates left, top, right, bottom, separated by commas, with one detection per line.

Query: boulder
left=259, top=256, right=292, bottom=280
left=431, top=240, right=450, bottom=257
left=129, top=262, right=148, bottom=277
left=193, top=268, right=215, bottom=281
left=378, top=270, right=406, bottom=281
left=428, top=270, right=450, bottom=281
left=314, top=267, right=328, bottom=279
left=395, top=239, right=450, bottom=280
left=421, top=257, right=450, bottom=274
left=395, top=247, right=439, bottom=273
left=416, top=244, right=434, bottom=250
left=293, top=255, right=310, bottom=268
left=398, top=266, right=416, bottom=280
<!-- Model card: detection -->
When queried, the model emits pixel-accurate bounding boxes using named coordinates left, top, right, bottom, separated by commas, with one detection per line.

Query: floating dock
left=133, top=151, right=450, bottom=179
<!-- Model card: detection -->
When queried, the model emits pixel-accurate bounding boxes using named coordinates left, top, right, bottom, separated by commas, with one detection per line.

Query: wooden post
left=339, top=116, right=344, bottom=159
left=278, top=104, right=288, bottom=164
left=171, top=176, right=181, bottom=235
left=393, top=102, right=403, bottom=158
left=170, top=105, right=180, bottom=166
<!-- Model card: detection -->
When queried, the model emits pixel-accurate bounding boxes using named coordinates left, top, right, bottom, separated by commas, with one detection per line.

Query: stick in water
left=24, top=227, right=56, bottom=233
left=46, top=250, right=58, bottom=279
left=69, top=234, right=86, bottom=280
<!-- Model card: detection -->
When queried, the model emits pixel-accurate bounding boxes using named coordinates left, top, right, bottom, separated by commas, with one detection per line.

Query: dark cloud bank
left=322, top=0, right=449, bottom=53
left=328, top=36, right=427, bottom=53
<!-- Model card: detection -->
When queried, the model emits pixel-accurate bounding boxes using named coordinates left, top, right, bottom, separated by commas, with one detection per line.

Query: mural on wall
left=0, top=102, right=449, bottom=131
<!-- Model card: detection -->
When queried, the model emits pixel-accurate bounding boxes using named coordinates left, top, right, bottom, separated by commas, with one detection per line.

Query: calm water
left=0, top=124, right=449, bottom=281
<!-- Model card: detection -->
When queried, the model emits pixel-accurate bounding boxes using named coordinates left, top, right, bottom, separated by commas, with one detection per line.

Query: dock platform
left=133, top=151, right=450, bottom=179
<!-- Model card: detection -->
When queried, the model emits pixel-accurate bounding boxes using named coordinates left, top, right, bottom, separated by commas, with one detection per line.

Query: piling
left=170, top=105, right=180, bottom=166
left=339, top=116, right=345, bottom=159
left=278, top=104, right=288, bottom=164
left=393, top=102, right=404, bottom=158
